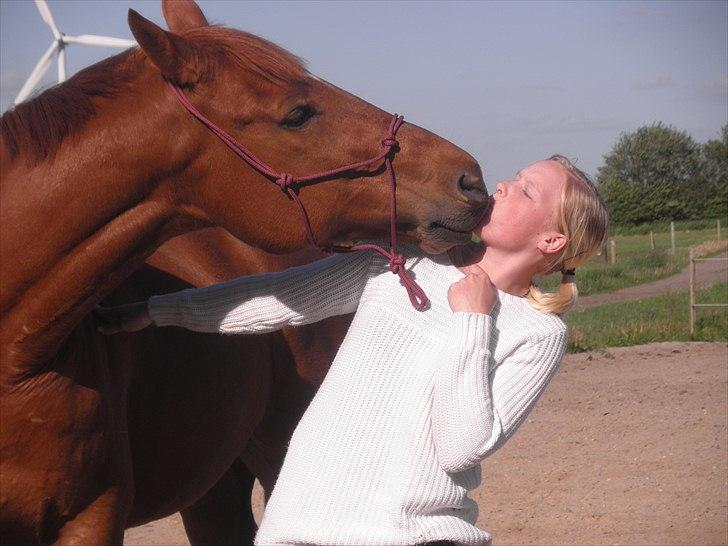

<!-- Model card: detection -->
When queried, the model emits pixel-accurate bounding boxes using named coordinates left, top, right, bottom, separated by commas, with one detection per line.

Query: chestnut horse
left=0, top=1, right=487, bottom=544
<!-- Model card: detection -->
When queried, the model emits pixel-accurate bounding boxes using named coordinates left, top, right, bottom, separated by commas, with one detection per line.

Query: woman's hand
left=95, top=302, right=152, bottom=335
left=447, top=265, right=497, bottom=314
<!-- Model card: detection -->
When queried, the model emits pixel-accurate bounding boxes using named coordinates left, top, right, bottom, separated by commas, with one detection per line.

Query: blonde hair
left=526, top=155, right=609, bottom=315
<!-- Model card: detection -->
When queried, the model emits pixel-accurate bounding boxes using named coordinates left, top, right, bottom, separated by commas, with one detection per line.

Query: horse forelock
left=0, top=49, right=141, bottom=167
left=186, top=26, right=310, bottom=87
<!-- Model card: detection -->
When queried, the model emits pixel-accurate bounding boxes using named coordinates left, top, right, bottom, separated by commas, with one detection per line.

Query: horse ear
left=162, top=0, right=209, bottom=32
left=128, top=9, right=205, bottom=86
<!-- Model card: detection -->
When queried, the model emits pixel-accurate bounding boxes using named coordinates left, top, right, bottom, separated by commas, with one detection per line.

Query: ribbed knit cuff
left=452, top=312, right=492, bottom=351
left=148, top=292, right=190, bottom=327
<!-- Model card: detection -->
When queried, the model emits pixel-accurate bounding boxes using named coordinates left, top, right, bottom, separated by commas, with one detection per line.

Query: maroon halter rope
left=167, top=82, right=429, bottom=310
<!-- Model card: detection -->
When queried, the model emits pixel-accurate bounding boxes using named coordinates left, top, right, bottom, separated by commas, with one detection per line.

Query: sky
left=0, top=0, right=726, bottom=189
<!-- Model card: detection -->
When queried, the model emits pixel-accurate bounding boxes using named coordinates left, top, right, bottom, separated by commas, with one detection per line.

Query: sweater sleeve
left=432, top=312, right=567, bottom=473
left=147, top=251, right=374, bottom=334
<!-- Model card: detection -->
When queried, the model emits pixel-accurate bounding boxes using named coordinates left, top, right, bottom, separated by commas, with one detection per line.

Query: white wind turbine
left=14, top=0, right=137, bottom=105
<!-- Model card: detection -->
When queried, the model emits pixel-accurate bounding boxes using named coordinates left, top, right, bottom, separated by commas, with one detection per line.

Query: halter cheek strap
left=167, top=82, right=428, bottom=310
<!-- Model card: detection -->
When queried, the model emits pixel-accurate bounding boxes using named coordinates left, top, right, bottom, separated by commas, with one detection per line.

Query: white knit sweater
left=149, top=246, right=567, bottom=546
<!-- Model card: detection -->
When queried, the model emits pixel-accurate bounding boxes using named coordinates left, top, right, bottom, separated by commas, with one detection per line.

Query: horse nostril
left=457, top=173, right=488, bottom=204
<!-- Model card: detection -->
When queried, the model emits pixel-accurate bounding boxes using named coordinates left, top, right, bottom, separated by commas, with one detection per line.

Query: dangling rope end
left=408, top=286, right=429, bottom=311
left=389, top=253, right=429, bottom=311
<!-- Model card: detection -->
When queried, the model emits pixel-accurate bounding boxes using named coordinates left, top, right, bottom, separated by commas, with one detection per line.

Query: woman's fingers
left=448, top=267, right=497, bottom=314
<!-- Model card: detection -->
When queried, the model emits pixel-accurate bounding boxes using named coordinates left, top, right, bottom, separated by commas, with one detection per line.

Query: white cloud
left=511, top=114, right=624, bottom=135
left=631, top=75, right=673, bottom=91
left=482, top=84, right=565, bottom=93
left=623, top=6, right=671, bottom=19
left=692, top=75, right=728, bottom=100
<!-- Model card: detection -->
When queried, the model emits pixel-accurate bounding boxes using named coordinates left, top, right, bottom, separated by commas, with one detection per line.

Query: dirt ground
left=124, top=341, right=728, bottom=546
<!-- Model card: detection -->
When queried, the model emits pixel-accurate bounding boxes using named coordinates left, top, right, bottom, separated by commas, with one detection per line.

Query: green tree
left=597, top=123, right=702, bottom=225
left=697, top=124, right=728, bottom=220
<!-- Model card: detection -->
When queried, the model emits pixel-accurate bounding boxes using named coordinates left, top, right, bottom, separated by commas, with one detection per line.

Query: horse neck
left=0, top=68, right=205, bottom=370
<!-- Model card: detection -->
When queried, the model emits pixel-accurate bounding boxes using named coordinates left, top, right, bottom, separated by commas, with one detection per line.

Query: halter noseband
left=167, top=82, right=428, bottom=311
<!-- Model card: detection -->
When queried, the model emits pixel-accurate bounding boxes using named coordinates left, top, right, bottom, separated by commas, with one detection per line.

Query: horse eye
left=281, top=105, right=316, bottom=129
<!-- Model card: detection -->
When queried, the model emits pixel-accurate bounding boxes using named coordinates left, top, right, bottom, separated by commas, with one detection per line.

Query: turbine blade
left=63, top=34, right=136, bottom=48
left=35, top=0, right=61, bottom=40
left=58, top=46, right=66, bottom=82
left=15, top=41, right=58, bottom=104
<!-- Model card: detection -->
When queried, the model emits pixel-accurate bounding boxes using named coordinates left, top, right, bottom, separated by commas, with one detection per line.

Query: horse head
left=129, top=0, right=488, bottom=255
left=0, top=0, right=490, bottom=361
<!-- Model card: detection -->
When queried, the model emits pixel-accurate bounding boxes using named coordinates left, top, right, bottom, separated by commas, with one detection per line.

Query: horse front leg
left=180, top=459, right=257, bottom=546
left=0, top=320, right=134, bottom=546
left=52, top=484, right=133, bottom=546
left=53, top=340, right=135, bottom=546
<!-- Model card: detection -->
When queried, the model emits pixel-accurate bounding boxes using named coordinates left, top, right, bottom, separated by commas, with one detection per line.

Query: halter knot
left=381, top=137, right=399, bottom=149
left=389, top=254, right=406, bottom=274
left=275, top=173, right=296, bottom=194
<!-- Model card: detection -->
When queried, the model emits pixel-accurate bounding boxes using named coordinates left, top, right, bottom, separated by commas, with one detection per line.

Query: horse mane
left=0, top=50, right=139, bottom=165
left=0, top=25, right=308, bottom=166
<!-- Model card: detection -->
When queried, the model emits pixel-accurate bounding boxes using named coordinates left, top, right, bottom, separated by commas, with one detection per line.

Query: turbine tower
left=14, top=0, right=136, bottom=105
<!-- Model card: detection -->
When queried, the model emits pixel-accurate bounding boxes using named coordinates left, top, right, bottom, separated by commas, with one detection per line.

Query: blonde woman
left=99, top=155, right=608, bottom=546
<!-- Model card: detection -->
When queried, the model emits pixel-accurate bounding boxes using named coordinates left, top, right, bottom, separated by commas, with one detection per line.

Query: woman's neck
left=448, top=242, right=537, bottom=297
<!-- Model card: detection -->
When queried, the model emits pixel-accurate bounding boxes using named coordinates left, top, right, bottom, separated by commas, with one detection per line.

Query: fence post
left=649, top=230, right=655, bottom=251
left=670, top=221, right=676, bottom=254
left=689, top=248, right=696, bottom=337
left=609, top=238, right=616, bottom=265
left=718, top=219, right=722, bottom=239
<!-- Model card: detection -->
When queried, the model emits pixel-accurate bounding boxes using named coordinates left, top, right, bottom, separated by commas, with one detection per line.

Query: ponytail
left=523, top=153, right=608, bottom=317
left=526, top=271, right=578, bottom=316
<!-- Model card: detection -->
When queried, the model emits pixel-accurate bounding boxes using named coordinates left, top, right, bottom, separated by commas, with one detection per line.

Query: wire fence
left=601, top=220, right=724, bottom=265
left=689, top=245, right=728, bottom=336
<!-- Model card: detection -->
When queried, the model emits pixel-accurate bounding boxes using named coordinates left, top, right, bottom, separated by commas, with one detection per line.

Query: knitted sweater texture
left=149, top=246, right=567, bottom=546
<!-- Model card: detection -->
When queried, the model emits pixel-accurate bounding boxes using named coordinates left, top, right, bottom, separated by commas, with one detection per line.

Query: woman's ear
left=537, top=231, right=568, bottom=255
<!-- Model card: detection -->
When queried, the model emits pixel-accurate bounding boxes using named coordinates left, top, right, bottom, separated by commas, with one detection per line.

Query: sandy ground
left=124, top=341, right=728, bottom=546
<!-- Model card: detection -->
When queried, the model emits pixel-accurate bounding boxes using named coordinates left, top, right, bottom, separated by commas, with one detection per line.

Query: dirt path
left=575, top=252, right=727, bottom=310
left=124, top=341, right=728, bottom=546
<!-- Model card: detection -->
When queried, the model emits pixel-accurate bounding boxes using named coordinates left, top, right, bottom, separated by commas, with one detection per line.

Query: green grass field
left=566, top=283, right=728, bottom=352
left=531, top=221, right=728, bottom=352
left=609, top=217, right=726, bottom=236
left=537, top=227, right=727, bottom=295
